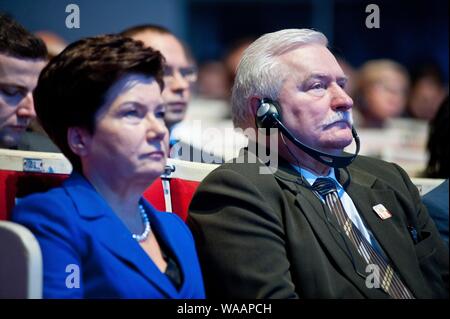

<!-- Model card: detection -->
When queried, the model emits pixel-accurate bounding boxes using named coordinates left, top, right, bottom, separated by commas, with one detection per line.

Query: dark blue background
left=1, top=0, right=448, bottom=81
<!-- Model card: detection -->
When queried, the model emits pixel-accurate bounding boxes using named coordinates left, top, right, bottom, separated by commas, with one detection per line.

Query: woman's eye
left=1, top=87, right=22, bottom=98
left=123, top=109, right=140, bottom=117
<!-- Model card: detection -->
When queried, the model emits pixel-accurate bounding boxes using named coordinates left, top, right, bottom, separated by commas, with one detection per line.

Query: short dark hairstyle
left=0, top=13, right=47, bottom=59
left=120, top=24, right=172, bottom=38
left=34, top=34, right=165, bottom=172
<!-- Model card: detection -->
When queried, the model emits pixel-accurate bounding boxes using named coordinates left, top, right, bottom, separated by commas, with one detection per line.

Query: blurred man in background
left=0, top=13, right=57, bottom=151
left=122, top=25, right=229, bottom=163
left=121, top=25, right=196, bottom=147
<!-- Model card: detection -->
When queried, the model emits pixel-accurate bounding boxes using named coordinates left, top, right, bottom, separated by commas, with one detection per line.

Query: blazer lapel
left=63, top=173, right=178, bottom=298
left=342, top=166, right=427, bottom=297
left=140, top=200, right=191, bottom=296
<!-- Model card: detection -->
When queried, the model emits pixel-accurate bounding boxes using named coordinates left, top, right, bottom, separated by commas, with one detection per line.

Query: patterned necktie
left=312, top=177, right=414, bottom=299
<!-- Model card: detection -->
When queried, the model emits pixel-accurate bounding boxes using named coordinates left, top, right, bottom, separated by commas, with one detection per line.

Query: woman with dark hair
left=12, top=34, right=205, bottom=298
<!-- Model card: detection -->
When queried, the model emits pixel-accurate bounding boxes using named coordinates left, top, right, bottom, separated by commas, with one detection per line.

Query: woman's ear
left=67, top=127, right=91, bottom=157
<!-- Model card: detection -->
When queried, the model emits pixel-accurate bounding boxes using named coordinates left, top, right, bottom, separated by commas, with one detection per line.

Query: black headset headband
left=255, top=98, right=360, bottom=168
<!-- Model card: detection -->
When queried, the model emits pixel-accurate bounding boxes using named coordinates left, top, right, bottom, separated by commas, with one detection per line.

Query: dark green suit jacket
left=187, top=150, right=449, bottom=299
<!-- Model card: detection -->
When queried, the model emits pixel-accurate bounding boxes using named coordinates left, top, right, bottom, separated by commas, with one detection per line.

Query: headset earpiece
left=255, top=98, right=282, bottom=130
left=254, top=98, right=360, bottom=168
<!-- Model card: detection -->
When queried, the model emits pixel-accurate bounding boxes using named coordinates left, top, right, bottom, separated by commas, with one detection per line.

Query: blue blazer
left=12, top=173, right=205, bottom=299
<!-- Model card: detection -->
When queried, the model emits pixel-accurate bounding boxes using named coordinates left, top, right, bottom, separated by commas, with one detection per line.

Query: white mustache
left=321, top=111, right=353, bottom=128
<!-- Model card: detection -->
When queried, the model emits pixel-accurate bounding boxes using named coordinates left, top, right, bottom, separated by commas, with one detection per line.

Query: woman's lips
left=143, top=150, right=165, bottom=159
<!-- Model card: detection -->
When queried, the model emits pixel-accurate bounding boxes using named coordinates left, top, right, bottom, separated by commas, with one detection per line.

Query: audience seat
left=0, top=148, right=446, bottom=299
left=0, top=149, right=72, bottom=220
left=0, top=220, right=43, bottom=298
left=143, top=159, right=219, bottom=220
left=0, top=149, right=219, bottom=222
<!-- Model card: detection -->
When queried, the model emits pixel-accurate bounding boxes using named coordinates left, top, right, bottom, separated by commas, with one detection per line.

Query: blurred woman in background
left=353, top=59, right=410, bottom=128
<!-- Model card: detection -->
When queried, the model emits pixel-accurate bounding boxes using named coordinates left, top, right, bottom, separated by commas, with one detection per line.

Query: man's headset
left=255, top=98, right=360, bottom=168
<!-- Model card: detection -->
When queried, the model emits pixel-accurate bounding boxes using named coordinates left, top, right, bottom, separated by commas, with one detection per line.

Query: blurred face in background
left=362, top=68, right=409, bottom=122
left=408, top=76, right=446, bottom=120
left=131, top=32, right=196, bottom=130
left=0, top=54, right=45, bottom=148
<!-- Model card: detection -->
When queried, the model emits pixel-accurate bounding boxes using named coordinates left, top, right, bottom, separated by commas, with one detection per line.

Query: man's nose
left=168, top=70, right=190, bottom=92
left=16, top=93, right=36, bottom=119
left=330, top=83, right=353, bottom=112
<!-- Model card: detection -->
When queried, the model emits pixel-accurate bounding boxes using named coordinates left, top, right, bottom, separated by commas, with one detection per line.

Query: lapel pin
left=373, top=204, right=392, bottom=220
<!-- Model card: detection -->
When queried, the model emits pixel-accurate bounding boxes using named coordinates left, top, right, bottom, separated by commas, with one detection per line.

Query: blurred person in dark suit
left=425, top=95, right=449, bottom=179
left=423, top=96, right=449, bottom=245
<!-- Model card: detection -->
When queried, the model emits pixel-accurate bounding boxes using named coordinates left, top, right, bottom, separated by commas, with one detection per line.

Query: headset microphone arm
left=273, top=115, right=360, bottom=168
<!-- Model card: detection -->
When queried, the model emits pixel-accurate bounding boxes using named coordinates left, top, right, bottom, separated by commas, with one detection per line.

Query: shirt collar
left=292, top=165, right=344, bottom=195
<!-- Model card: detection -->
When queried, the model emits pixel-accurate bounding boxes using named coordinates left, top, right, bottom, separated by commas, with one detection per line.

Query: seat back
left=0, top=149, right=218, bottom=222
left=143, top=159, right=219, bottom=220
left=0, top=221, right=43, bottom=298
left=0, top=149, right=72, bottom=220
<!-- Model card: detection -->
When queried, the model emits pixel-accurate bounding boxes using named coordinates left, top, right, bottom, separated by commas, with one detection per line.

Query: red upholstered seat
left=0, top=170, right=68, bottom=220
left=167, top=179, right=201, bottom=221
left=143, top=178, right=201, bottom=221
left=142, top=160, right=219, bottom=221
left=1, top=149, right=219, bottom=222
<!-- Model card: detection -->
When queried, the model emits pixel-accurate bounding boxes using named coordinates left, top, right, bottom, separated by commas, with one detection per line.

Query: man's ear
left=249, top=96, right=262, bottom=118
left=67, top=127, right=91, bottom=157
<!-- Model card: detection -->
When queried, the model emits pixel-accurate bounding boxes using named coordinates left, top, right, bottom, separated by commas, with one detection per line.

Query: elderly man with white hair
left=187, top=29, right=448, bottom=299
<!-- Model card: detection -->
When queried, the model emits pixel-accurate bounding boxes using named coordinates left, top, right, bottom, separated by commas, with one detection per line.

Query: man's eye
left=180, top=66, right=196, bottom=77
left=310, top=83, right=326, bottom=90
left=155, top=110, right=166, bottom=119
left=337, top=82, right=347, bottom=89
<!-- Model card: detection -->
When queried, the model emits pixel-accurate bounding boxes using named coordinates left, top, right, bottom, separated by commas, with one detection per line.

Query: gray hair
left=231, top=29, right=328, bottom=129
